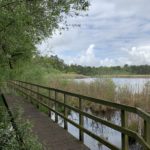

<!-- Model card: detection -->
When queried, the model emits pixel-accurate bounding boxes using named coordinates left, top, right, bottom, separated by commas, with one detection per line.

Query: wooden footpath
left=4, top=94, right=89, bottom=150
left=4, top=80, right=150, bottom=150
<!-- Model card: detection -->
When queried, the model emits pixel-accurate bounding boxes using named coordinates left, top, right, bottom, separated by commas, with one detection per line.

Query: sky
left=37, top=0, right=150, bottom=67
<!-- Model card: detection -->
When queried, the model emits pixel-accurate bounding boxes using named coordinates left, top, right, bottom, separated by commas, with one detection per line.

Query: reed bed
left=48, top=78, right=150, bottom=112
left=47, top=78, right=149, bottom=139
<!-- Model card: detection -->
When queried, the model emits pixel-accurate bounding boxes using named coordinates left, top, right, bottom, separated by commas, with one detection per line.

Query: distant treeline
left=36, top=55, right=150, bottom=75
left=65, top=64, right=150, bottom=75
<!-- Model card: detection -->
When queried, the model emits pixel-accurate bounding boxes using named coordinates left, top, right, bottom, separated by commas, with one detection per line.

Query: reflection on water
left=51, top=109, right=142, bottom=150
left=51, top=110, right=122, bottom=150
left=68, top=110, right=121, bottom=150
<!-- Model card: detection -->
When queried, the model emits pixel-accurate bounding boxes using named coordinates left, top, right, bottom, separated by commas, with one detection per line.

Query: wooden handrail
left=8, top=80, right=150, bottom=150
left=12, top=80, right=150, bottom=121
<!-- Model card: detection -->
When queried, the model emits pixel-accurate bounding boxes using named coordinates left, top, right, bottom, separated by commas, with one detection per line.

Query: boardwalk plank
left=4, top=94, right=89, bottom=150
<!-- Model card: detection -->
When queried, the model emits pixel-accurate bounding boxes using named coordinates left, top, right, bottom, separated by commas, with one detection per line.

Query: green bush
left=0, top=101, right=43, bottom=150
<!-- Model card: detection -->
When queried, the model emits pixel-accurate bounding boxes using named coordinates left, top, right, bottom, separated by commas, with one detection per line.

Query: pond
left=74, top=77, right=150, bottom=93
left=51, top=77, right=150, bottom=149
left=67, top=110, right=121, bottom=150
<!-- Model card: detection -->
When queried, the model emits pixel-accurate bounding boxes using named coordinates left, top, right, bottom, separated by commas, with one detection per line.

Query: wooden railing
left=8, top=80, right=150, bottom=150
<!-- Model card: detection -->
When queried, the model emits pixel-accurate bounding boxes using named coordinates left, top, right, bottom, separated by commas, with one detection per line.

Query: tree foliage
left=0, top=0, right=89, bottom=69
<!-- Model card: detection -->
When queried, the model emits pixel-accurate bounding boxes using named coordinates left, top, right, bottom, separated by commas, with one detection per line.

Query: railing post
left=144, top=120, right=150, bottom=146
left=36, top=86, right=39, bottom=109
left=121, top=110, right=128, bottom=150
left=18, top=81, right=21, bottom=93
left=11, top=81, right=14, bottom=92
left=64, top=94, right=68, bottom=130
left=23, top=83, right=26, bottom=98
left=55, top=91, right=58, bottom=123
left=30, top=84, right=33, bottom=103
left=21, top=82, right=24, bottom=94
left=20, top=82, right=22, bottom=94
left=14, top=81, right=16, bottom=92
left=26, top=83, right=28, bottom=99
left=48, top=89, right=51, bottom=118
left=79, top=97, right=84, bottom=142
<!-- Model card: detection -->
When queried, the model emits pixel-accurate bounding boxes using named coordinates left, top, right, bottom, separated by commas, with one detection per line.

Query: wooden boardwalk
left=4, top=94, right=89, bottom=150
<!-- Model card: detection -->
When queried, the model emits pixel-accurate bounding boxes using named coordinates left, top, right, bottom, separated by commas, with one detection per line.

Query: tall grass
left=49, top=78, right=115, bottom=99
left=47, top=78, right=150, bottom=112
left=46, top=78, right=149, bottom=136
left=116, top=81, right=150, bottom=112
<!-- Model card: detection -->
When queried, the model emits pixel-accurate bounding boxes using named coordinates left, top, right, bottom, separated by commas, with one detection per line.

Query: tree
left=0, top=0, right=89, bottom=69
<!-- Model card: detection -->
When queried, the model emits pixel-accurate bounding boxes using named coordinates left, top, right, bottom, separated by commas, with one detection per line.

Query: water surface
left=74, top=77, right=150, bottom=93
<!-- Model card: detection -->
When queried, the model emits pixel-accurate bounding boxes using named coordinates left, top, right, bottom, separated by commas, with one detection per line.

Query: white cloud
left=37, top=0, right=150, bottom=66
left=126, top=46, right=150, bottom=65
left=65, top=44, right=123, bottom=66
left=69, top=44, right=97, bottom=66
left=64, top=45, right=150, bottom=66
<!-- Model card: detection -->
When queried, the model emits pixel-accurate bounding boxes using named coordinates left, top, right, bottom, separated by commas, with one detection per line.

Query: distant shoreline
left=60, top=73, right=150, bottom=79
left=56, top=73, right=150, bottom=79
left=94, top=74, right=150, bottom=78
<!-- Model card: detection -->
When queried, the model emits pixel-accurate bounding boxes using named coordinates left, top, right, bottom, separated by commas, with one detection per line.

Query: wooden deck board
left=4, top=94, right=89, bottom=150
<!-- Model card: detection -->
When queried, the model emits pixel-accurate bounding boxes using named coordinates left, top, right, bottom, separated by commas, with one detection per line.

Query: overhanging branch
left=0, top=0, right=23, bottom=9
left=0, top=20, right=15, bottom=33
